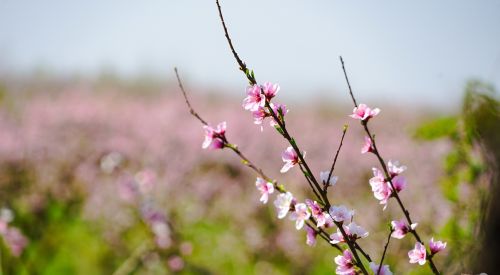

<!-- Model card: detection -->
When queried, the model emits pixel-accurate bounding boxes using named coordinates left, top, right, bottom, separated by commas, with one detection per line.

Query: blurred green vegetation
left=414, top=80, right=499, bottom=274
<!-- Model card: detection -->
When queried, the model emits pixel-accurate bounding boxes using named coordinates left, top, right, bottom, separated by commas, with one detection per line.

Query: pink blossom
left=361, top=136, right=374, bottom=154
left=329, top=226, right=347, bottom=244
left=388, top=160, right=406, bottom=177
left=290, top=203, right=311, bottom=230
left=391, top=219, right=417, bottom=239
left=167, top=255, right=185, bottom=272
left=369, top=168, right=391, bottom=209
left=255, top=177, right=274, bottom=204
left=347, top=222, right=369, bottom=239
left=305, top=199, right=328, bottom=227
left=369, top=262, right=393, bottom=275
left=242, top=84, right=264, bottom=111
left=329, top=205, right=353, bottom=223
left=305, top=225, right=317, bottom=246
left=252, top=106, right=267, bottom=127
left=2, top=227, right=28, bottom=257
left=270, top=103, right=288, bottom=127
left=135, top=169, right=156, bottom=194
left=429, top=238, right=447, bottom=255
left=323, top=215, right=335, bottom=228
left=202, top=122, right=226, bottom=149
left=391, top=175, right=406, bottom=193
left=262, top=82, right=280, bottom=100
left=280, top=146, right=302, bottom=173
left=408, top=242, right=427, bottom=265
left=274, top=192, right=294, bottom=219
left=349, top=103, right=380, bottom=121
left=320, top=171, right=338, bottom=186
left=334, top=250, right=356, bottom=275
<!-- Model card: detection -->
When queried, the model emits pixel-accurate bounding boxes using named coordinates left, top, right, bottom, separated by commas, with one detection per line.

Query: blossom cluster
left=242, top=82, right=288, bottom=131
left=352, top=104, right=447, bottom=269
left=194, top=67, right=447, bottom=273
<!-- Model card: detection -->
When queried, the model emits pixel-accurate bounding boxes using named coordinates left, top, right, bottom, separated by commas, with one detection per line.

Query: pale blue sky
left=1, top=0, right=499, bottom=108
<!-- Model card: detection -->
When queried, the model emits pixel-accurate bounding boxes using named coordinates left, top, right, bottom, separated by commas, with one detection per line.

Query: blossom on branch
left=329, top=205, right=353, bottom=223
left=361, top=136, right=374, bottom=154
left=242, top=84, right=264, bottom=111
left=391, top=219, right=417, bottom=239
left=255, top=177, right=274, bottom=204
left=334, top=250, right=356, bottom=275
left=388, top=160, right=407, bottom=177
left=369, top=168, right=391, bottom=209
left=280, top=146, right=303, bottom=173
left=290, top=203, right=311, bottom=230
left=350, top=103, right=380, bottom=121
left=202, top=122, right=226, bottom=149
left=305, top=225, right=317, bottom=246
left=274, top=192, right=294, bottom=219
left=262, top=82, right=280, bottom=100
left=408, top=242, right=427, bottom=265
left=429, top=238, right=447, bottom=255
left=305, top=199, right=328, bottom=227
left=320, top=171, right=338, bottom=187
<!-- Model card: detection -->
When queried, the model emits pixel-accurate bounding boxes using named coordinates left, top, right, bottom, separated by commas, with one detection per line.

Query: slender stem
left=299, top=163, right=325, bottom=204
left=355, top=242, right=372, bottom=263
left=339, top=57, right=358, bottom=108
left=339, top=56, right=440, bottom=275
left=377, top=229, right=394, bottom=275
left=175, top=68, right=208, bottom=126
left=325, top=125, right=348, bottom=192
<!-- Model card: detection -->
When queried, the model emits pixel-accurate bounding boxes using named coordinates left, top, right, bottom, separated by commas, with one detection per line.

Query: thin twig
left=175, top=68, right=208, bottom=126
left=325, top=125, right=348, bottom=192
left=377, top=229, right=394, bottom=275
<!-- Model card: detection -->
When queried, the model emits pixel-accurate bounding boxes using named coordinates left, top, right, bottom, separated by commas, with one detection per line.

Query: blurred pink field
left=0, top=85, right=453, bottom=273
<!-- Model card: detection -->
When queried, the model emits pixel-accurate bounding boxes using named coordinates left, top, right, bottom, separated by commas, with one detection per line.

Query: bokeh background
left=0, top=0, right=499, bottom=274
